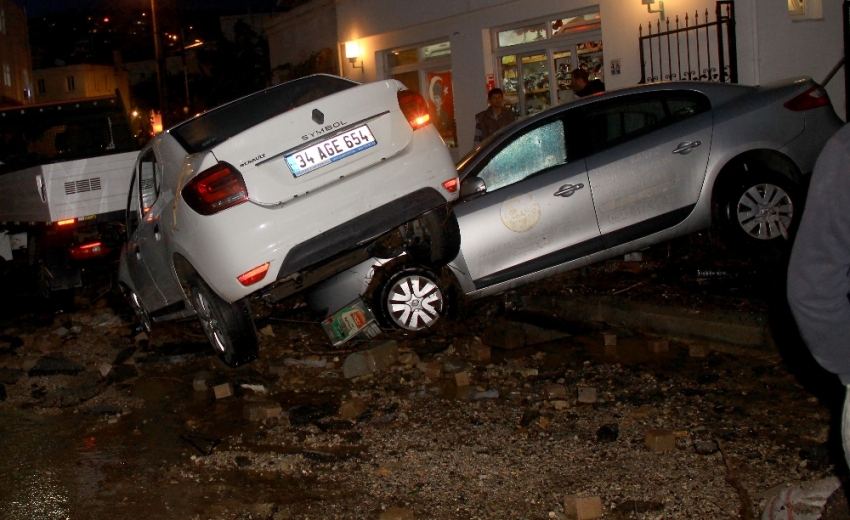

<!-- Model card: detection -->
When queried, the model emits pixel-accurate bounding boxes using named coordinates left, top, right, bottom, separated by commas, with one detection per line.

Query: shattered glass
left=478, top=120, right=566, bottom=192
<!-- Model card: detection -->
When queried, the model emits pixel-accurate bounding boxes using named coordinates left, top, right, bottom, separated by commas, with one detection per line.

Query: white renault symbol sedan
left=119, top=74, right=460, bottom=365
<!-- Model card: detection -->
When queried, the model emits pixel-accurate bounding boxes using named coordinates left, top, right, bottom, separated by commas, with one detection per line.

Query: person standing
left=787, top=122, right=850, bottom=467
left=472, top=88, right=516, bottom=147
left=571, top=68, right=605, bottom=97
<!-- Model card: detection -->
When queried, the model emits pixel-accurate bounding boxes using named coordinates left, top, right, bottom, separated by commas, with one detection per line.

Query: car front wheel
left=189, top=276, right=258, bottom=367
left=377, top=267, right=445, bottom=331
left=719, top=172, right=799, bottom=244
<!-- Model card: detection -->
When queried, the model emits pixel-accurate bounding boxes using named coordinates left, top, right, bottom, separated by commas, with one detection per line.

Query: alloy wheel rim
left=387, top=274, right=443, bottom=331
left=735, top=183, right=793, bottom=241
left=194, top=290, right=227, bottom=353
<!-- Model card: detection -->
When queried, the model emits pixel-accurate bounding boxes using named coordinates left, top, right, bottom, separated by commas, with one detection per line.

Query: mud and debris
left=0, top=236, right=848, bottom=519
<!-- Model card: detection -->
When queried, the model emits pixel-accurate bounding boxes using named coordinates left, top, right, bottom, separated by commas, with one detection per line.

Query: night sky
left=23, top=0, right=279, bottom=17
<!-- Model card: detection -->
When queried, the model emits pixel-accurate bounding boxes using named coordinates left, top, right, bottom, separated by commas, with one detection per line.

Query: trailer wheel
left=188, top=275, right=258, bottom=367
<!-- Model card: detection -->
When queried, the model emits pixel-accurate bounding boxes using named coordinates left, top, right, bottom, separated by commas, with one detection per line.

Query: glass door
left=553, top=50, right=573, bottom=105
left=520, top=53, right=550, bottom=116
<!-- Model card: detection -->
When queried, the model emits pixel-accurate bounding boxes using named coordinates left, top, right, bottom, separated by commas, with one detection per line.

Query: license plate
left=286, top=125, right=377, bottom=177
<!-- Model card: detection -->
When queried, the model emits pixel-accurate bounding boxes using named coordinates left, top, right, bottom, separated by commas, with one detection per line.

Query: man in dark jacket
left=787, top=122, right=850, bottom=467
left=571, top=68, right=605, bottom=97
left=472, top=88, right=516, bottom=147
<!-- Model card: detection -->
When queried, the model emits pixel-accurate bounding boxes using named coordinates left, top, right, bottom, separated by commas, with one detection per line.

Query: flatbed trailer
left=0, top=92, right=142, bottom=294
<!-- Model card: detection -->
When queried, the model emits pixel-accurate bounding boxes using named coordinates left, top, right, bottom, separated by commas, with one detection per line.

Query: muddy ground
left=1, top=235, right=849, bottom=520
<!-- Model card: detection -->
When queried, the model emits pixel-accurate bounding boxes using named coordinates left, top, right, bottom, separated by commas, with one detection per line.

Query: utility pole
left=151, top=0, right=167, bottom=127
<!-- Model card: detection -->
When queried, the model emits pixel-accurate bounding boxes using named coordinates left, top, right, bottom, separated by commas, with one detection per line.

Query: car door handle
left=672, top=141, right=702, bottom=155
left=554, top=183, right=585, bottom=197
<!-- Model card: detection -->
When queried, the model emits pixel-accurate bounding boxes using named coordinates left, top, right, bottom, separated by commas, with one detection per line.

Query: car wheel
left=719, top=172, right=799, bottom=244
left=189, top=275, right=258, bottom=367
left=404, top=208, right=460, bottom=267
left=377, top=267, right=445, bottom=331
left=127, top=290, right=152, bottom=334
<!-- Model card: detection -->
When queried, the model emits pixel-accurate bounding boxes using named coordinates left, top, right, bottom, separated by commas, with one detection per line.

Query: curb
left=520, top=294, right=774, bottom=350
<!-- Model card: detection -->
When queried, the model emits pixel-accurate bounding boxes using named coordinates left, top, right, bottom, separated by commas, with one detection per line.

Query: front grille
left=64, top=177, right=102, bottom=195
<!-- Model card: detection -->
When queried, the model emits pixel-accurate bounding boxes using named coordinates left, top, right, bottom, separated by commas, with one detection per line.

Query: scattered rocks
left=645, top=429, right=676, bottom=453
left=212, top=382, right=234, bottom=400
left=244, top=403, right=282, bottom=421
left=342, top=340, right=398, bottom=379
left=543, top=383, right=567, bottom=399
left=577, top=386, right=598, bottom=404
left=563, top=495, right=603, bottom=520
left=338, top=396, right=367, bottom=420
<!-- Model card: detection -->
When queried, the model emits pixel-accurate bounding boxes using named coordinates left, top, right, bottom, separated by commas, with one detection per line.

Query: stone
left=259, top=325, right=275, bottom=337
left=269, top=359, right=287, bottom=376
left=339, top=396, right=367, bottom=420
left=629, top=405, right=656, bottom=419
left=551, top=400, right=570, bottom=410
left=577, top=386, right=598, bottom=404
left=419, top=362, right=442, bottom=380
left=443, top=357, right=470, bottom=374
left=648, top=340, right=669, bottom=353
left=52, top=326, right=69, bottom=337
left=34, top=335, right=62, bottom=352
left=602, top=332, right=617, bottom=346
left=28, top=355, right=84, bottom=377
left=379, top=507, right=415, bottom=520
left=342, top=340, right=398, bottom=379
left=543, top=383, right=567, bottom=400
left=563, top=495, right=603, bottom=520
left=193, top=371, right=212, bottom=391
left=645, top=429, right=676, bottom=452
left=454, top=372, right=471, bottom=387
left=98, top=362, right=112, bottom=377
left=480, top=321, right=569, bottom=350
left=398, top=352, right=420, bottom=366
left=133, top=332, right=149, bottom=343
left=212, top=382, right=234, bottom=400
left=244, top=403, right=282, bottom=421
left=689, top=342, right=710, bottom=357
left=469, top=341, right=491, bottom=363
left=516, top=368, right=538, bottom=378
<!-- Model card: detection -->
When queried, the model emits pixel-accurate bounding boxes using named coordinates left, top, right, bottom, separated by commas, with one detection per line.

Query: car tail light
left=442, top=178, right=459, bottom=193
left=237, top=262, right=270, bottom=286
left=784, top=86, right=830, bottom=111
left=56, top=218, right=76, bottom=227
left=182, top=162, right=249, bottom=216
left=397, top=90, right=431, bottom=130
left=70, top=241, right=111, bottom=261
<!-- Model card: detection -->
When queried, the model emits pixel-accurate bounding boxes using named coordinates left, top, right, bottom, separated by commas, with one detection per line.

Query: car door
left=454, top=114, right=600, bottom=290
left=579, top=90, right=712, bottom=236
left=123, top=151, right=167, bottom=312
left=134, top=147, right=184, bottom=306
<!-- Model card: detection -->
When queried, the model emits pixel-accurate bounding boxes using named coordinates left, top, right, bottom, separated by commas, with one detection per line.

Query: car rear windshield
left=171, top=75, right=358, bottom=153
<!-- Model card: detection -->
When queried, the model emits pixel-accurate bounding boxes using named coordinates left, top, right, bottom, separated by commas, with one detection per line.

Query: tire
left=718, top=171, right=799, bottom=245
left=404, top=208, right=461, bottom=267
left=127, top=289, right=152, bottom=335
left=376, top=267, right=445, bottom=331
left=189, top=275, right=258, bottom=367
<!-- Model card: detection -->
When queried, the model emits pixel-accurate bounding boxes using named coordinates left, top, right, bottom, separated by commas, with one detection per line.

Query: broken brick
left=454, top=372, right=471, bottom=387
left=564, top=495, right=603, bottom=520
left=339, top=396, right=367, bottom=420
left=469, top=341, right=491, bottom=363
left=212, top=382, right=233, bottom=400
left=648, top=340, right=669, bottom=353
left=244, top=403, right=282, bottom=421
left=645, top=429, right=676, bottom=452
left=577, top=386, right=598, bottom=404
left=543, top=383, right=567, bottom=400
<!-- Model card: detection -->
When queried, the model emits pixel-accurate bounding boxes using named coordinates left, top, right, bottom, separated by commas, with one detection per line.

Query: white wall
left=333, top=0, right=847, bottom=153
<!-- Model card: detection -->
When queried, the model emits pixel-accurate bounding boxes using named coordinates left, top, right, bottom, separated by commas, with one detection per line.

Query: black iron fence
left=639, top=1, right=738, bottom=84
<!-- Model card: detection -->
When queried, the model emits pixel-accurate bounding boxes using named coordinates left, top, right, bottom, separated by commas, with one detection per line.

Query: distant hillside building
left=32, top=63, right=130, bottom=105
left=0, top=0, right=33, bottom=106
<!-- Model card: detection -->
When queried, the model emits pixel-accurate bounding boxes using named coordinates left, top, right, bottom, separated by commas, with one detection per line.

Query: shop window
left=497, top=23, right=548, bottom=48
left=789, top=0, right=822, bottom=20
left=384, top=40, right=456, bottom=148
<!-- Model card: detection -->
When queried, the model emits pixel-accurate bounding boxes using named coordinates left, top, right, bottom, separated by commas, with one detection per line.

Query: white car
left=119, top=74, right=460, bottom=366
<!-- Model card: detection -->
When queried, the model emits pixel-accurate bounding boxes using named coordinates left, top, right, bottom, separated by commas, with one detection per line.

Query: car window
left=576, top=91, right=710, bottom=157
left=170, top=75, right=357, bottom=153
left=138, top=149, right=160, bottom=214
left=478, top=119, right=566, bottom=192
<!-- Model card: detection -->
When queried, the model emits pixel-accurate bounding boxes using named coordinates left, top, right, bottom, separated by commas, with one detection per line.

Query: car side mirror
left=459, top=177, right=486, bottom=201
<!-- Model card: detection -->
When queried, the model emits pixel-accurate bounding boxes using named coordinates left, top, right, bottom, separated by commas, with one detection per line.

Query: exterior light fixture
left=345, top=41, right=364, bottom=71
left=642, top=0, right=665, bottom=19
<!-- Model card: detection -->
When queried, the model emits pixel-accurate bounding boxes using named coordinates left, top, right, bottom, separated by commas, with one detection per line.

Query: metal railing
left=639, top=1, right=738, bottom=84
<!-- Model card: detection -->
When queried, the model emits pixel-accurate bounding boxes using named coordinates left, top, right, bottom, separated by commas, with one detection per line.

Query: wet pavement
left=1, top=236, right=849, bottom=519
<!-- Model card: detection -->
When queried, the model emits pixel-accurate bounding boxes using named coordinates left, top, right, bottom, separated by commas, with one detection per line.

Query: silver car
left=307, top=77, right=843, bottom=331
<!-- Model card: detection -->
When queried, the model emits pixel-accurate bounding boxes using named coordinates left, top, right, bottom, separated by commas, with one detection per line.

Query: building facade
left=32, top=64, right=131, bottom=105
left=0, top=0, right=33, bottom=106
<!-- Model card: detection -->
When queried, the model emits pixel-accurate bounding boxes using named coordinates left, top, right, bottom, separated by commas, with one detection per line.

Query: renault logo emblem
left=312, top=109, right=324, bottom=125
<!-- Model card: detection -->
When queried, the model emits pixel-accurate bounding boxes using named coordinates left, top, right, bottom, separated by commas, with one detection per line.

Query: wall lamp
left=345, top=41, right=364, bottom=71
left=642, top=0, right=665, bottom=19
